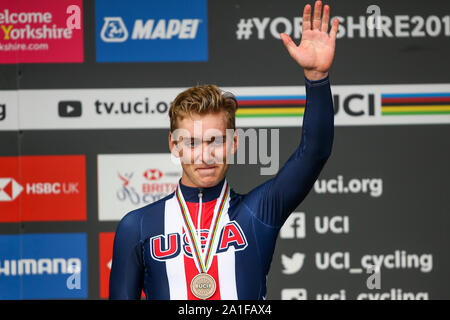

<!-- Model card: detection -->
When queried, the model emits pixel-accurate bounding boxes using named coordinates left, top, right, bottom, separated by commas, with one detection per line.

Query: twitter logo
left=281, top=253, right=305, bottom=274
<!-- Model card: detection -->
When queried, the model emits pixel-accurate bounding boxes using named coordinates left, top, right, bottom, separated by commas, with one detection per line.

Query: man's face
left=169, top=110, right=238, bottom=188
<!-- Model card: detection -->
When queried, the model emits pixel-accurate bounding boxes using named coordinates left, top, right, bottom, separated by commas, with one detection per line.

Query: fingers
left=302, top=1, right=338, bottom=40
left=312, top=1, right=322, bottom=30
left=321, top=4, right=330, bottom=32
left=302, top=4, right=311, bottom=33
left=330, top=18, right=339, bottom=42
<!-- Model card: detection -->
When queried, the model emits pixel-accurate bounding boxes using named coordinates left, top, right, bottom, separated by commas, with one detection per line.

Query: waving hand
left=281, top=1, right=339, bottom=80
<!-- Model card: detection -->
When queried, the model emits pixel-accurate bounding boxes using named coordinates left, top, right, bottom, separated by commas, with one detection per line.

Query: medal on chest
left=175, top=180, right=230, bottom=300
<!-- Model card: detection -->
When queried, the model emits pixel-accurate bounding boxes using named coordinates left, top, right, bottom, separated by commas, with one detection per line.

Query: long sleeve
left=244, top=75, right=334, bottom=227
left=109, top=210, right=144, bottom=300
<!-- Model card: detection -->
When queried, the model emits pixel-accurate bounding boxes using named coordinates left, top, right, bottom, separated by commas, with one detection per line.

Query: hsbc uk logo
left=0, top=179, right=79, bottom=201
left=0, top=178, right=23, bottom=201
left=0, top=155, right=86, bottom=222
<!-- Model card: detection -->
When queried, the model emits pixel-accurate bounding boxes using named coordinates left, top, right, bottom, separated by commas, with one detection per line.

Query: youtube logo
left=0, top=178, right=23, bottom=201
left=58, top=101, right=82, bottom=117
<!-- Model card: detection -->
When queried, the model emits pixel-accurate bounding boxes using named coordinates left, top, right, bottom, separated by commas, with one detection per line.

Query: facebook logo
left=280, top=212, right=306, bottom=239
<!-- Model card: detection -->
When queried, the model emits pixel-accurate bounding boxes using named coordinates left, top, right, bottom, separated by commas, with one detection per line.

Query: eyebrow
left=186, top=135, right=227, bottom=142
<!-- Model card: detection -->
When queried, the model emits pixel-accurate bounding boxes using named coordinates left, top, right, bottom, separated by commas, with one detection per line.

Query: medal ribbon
left=176, top=180, right=230, bottom=274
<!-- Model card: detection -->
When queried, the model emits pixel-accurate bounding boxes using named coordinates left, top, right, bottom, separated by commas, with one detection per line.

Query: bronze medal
left=190, top=273, right=216, bottom=300
left=176, top=181, right=229, bottom=300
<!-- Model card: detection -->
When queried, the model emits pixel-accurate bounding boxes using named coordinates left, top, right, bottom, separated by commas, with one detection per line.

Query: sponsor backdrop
left=0, top=0, right=449, bottom=299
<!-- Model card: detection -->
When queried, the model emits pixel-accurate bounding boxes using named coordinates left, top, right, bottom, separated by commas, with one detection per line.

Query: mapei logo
left=96, top=0, right=208, bottom=62
left=150, top=221, right=247, bottom=261
left=100, top=17, right=201, bottom=42
left=100, top=17, right=129, bottom=43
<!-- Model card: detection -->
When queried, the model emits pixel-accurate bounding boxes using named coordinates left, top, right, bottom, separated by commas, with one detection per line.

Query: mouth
left=195, top=166, right=218, bottom=175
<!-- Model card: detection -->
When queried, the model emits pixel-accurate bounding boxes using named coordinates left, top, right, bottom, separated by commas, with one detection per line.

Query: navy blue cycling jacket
left=109, top=75, right=334, bottom=300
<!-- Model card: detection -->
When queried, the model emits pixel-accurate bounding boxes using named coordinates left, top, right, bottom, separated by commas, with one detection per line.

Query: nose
left=202, top=142, right=215, bottom=165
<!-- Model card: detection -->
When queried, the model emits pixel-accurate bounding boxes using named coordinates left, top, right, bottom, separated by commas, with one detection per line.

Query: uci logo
left=150, top=221, right=248, bottom=261
left=100, top=17, right=128, bottom=42
left=332, top=93, right=375, bottom=117
left=196, top=282, right=211, bottom=289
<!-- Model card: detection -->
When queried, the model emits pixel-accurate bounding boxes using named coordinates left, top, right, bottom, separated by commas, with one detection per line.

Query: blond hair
left=169, top=84, right=238, bottom=132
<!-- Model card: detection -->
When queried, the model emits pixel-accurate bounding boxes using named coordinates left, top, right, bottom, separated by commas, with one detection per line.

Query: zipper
left=197, top=188, right=203, bottom=254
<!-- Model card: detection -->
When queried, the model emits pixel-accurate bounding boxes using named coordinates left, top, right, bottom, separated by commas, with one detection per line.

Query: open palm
left=281, top=1, right=339, bottom=80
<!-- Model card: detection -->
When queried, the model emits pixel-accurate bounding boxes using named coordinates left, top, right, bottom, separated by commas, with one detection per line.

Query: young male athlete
left=110, top=1, right=339, bottom=300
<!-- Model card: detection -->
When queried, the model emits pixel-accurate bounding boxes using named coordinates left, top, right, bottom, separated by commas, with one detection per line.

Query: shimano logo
left=100, top=17, right=202, bottom=42
left=0, top=258, right=81, bottom=276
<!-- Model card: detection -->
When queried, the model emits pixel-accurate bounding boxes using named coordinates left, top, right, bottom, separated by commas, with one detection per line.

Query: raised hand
left=280, top=1, right=339, bottom=81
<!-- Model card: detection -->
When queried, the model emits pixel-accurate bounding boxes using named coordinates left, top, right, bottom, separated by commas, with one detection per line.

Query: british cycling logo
left=100, top=17, right=129, bottom=42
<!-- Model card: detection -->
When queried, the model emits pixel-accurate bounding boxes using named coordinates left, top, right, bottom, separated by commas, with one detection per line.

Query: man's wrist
left=304, top=70, right=329, bottom=81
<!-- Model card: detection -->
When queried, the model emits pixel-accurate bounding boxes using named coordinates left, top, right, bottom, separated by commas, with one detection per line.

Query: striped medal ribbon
left=175, top=180, right=230, bottom=299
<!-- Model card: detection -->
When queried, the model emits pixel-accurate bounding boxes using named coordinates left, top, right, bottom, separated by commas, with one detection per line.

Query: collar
left=178, top=177, right=226, bottom=203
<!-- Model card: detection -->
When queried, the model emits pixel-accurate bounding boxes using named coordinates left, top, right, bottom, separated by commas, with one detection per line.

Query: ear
left=168, top=131, right=180, bottom=158
left=231, top=129, right=239, bottom=155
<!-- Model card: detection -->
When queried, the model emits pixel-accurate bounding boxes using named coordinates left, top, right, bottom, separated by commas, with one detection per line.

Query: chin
left=194, top=173, right=223, bottom=188
left=196, top=177, right=219, bottom=188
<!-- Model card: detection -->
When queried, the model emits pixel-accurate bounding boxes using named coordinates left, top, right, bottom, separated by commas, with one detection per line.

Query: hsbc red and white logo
left=0, top=155, right=86, bottom=222
left=0, top=179, right=79, bottom=199
left=0, top=178, right=23, bottom=201
left=143, top=168, right=163, bottom=181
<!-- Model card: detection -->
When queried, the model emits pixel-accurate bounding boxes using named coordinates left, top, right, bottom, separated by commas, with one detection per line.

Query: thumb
left=280, top=33, right=297, bottom=58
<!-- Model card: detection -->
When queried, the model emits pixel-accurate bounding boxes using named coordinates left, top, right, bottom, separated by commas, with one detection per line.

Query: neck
left=178, top=177, right=226, bottom=203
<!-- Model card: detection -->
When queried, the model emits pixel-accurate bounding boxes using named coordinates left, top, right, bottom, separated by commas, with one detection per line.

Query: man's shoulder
left=229, top=178, right=273, bottom=208
left=231, top=177, right=273, bottom=198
